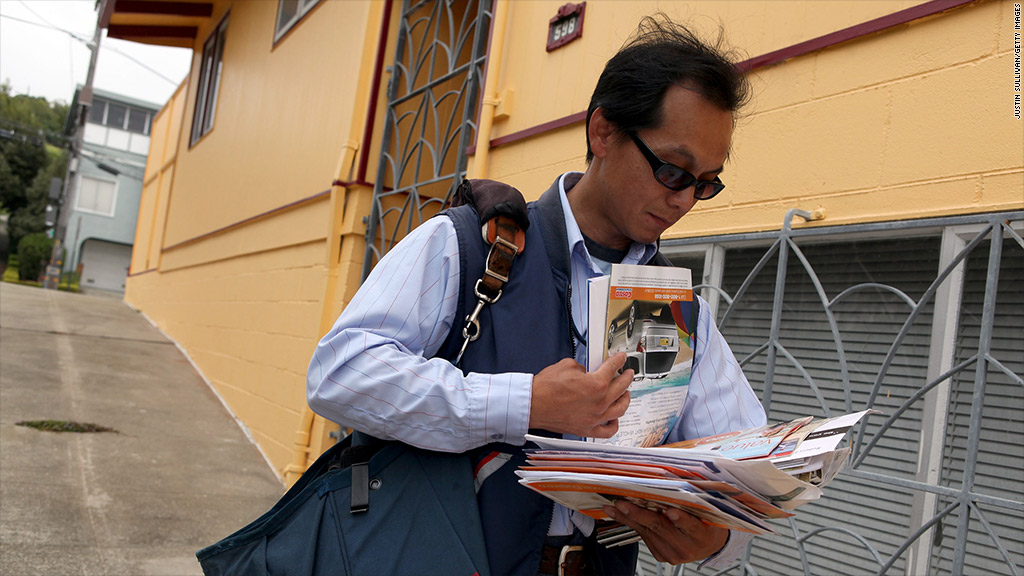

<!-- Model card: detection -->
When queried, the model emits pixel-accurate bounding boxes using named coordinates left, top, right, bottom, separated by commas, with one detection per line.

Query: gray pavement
left=0, top=283, right=284, bottom=575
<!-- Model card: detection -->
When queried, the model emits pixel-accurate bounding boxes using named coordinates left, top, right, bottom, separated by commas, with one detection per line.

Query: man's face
left=593, top=84, right=734, bottom=248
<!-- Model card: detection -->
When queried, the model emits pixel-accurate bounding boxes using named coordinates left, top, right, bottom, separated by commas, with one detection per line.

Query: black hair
left=585, top=15, right=750, bottom=163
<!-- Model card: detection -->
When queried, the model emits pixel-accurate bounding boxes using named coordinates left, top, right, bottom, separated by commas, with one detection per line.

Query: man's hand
left=529, top=353, right=633, bottom=438
left=602, top=501, right=729, bottom=565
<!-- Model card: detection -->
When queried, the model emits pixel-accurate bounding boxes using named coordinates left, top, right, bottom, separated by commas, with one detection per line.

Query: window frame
left=190, top=13, right=229, bottom=147
left=273, top=0, right=320, bottom=45
left=74, top=175, right=118, bottom=218
left=88, top=98, right=108, bottom=125
left=126, top=107, right=152, bottom=136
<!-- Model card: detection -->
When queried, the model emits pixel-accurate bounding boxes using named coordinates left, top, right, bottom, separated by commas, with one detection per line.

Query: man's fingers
left=603, top=502, right=683, bottom=564
left=596, top=352, right=628, bottom=379
left=588, top=418, right=618, bottom=439
left=665, top=507, right=706, bottom=532
left=610, top=368, right=633, bottom=398
left=606, top=389, right=630, bottom=419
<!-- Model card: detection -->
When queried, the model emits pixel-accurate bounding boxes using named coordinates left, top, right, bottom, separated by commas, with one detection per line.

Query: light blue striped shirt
left=307, top=173, right=765, bottom=565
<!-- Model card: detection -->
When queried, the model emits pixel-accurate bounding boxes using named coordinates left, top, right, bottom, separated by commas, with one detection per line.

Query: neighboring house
left=60, top=86, right=159, bottom=294
left=101, top=1, right=1022, bottom=575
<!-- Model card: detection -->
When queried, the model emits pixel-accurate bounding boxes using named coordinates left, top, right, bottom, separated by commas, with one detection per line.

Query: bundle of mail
left=516, top=410, right=876, bottom=538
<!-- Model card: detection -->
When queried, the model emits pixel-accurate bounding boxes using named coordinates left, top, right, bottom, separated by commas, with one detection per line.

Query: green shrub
left=16, top=232, right=52, bottom=281
left=58, top=271, right=80, bottom=292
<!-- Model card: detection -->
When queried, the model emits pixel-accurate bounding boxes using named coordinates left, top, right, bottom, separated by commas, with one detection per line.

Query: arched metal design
left=362, top=0, right=492, bottom=279
left=645, top=211, right=1024, bottom=576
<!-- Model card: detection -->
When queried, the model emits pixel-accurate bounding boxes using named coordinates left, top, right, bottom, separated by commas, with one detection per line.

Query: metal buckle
left=483, top=234, right=519, bottom=283
left=558, top=545, right=584, bottom=576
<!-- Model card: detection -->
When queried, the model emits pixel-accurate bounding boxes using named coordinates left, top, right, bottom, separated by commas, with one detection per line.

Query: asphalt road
left=0, top=283, right=284, bottom=575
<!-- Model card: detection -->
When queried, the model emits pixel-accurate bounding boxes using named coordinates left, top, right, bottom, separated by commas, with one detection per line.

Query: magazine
left=517, top=410, right=877, bottom=536
left=586, top=264, right=697, bottom=448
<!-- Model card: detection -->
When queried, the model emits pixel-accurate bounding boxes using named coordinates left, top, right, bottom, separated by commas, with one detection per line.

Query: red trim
left=736, top=0, right=975, bottom=72
left=113, top=1, right=214, bottom=17
left=492, top=110, right=586, bottom=148
left=470, top=0, right=976, bottom=154
left=467, top=110, right=586, bottom=155
left=163, top=189, right=331, bottom=251
left=107, top=24, right=198, bottom=39
left=357, top=0, right=394, bottom=183
left=332, top=179, right=381, bottom=189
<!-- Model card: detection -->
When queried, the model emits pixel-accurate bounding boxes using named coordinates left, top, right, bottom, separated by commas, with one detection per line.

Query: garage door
left=79, top=239, right=132, bottom=293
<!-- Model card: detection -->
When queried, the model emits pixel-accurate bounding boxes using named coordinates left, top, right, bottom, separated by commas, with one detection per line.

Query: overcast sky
left=0, top=0, right=192, bottom=107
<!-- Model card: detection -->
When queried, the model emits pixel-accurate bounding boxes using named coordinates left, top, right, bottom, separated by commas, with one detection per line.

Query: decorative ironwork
left=362, top=0, right=492, bottom=279
left=643, top=211, right=1024, bottom=575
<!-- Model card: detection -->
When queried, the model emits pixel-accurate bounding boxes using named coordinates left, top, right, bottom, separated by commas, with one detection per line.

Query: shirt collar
left=556, top=172, right=660, bottom=270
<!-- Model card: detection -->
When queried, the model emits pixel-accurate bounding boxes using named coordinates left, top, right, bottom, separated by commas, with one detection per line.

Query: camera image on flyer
left=588, top=263, right=697, bottom=448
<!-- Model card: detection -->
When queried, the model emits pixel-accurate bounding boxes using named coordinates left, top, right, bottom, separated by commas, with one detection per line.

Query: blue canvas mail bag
left=196, top=180, right=528, bottom=576
left=195, top=432, right=489, bottom=576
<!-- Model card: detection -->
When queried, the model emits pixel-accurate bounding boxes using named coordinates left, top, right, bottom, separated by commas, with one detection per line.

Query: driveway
left=0, top=283, right=283, bottom=575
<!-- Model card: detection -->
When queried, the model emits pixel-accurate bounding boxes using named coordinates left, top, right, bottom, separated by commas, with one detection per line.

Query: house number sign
left=547, top=2, right=585, bottom=52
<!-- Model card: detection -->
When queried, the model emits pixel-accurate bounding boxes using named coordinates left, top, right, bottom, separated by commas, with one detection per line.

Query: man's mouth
left=649, top=213, right=675, bottom=228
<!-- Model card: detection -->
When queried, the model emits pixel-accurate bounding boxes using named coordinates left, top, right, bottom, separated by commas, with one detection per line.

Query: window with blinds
left=710, top=237, right=938, bottom=574
left=639, top=218, right=1022, bottom=575
left=931, top=237, right=1024, bottom=575
left=75, top=176, right=117, bottom=217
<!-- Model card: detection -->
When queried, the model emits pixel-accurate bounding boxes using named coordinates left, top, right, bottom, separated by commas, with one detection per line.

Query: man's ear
left=588, top=107, right=615, bottom=160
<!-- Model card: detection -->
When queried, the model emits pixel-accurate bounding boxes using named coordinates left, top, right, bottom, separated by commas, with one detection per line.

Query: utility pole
left=44, top=11, right=103, bottom=289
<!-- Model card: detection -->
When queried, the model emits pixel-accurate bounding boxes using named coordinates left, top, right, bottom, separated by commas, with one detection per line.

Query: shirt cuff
left=698, top=531, right=755, bottom=570
left=476, top=371, right=533, bottom=445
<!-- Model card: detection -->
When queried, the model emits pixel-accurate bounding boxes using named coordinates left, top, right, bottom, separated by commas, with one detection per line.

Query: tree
left=0, top=80, right=69, bottom=146
left=8, top=149, right=67, bottom=247
left=0, top=82, right=70, bottom=253
left=0, top=136, right=48, bottom=213
left=0, top=136, right=53, bottom=250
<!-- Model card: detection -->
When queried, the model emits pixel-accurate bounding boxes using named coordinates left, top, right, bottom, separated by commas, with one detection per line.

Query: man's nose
left=667, top=185, right=697, bottom=210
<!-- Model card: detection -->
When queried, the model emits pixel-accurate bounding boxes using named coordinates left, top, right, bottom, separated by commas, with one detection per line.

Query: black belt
left=538, top=543, right=593, bottom=576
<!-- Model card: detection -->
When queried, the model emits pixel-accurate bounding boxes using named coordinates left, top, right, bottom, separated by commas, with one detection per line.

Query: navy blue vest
left=437, top=177, right=668, bottom=576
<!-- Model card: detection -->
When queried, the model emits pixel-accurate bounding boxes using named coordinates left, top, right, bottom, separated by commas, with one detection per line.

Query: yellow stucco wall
left=126, top=0, right=1023, bottom=478
left=482, top=0, right=1022, bottom=234
left=163, top=0, right=373, bottom=247
left=126, top=0, right=387, bottom=479
left=131, top=82, right=186, bottom=274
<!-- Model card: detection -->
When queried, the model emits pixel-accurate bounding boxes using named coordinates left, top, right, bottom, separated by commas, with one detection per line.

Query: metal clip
left=455, top=280, right=503, bottom=364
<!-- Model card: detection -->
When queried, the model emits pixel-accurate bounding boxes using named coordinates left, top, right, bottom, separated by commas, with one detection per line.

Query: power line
left=0, top=13, right=88, bottom=39
left=16, top=0, right=66, bottom=33
left=0, top=13, right=182, bottom=86
left=101, top=43, right=181, bottom=86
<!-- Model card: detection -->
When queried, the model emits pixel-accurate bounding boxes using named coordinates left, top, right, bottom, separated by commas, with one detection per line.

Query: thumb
left=596, top=352, right=628, bottom=380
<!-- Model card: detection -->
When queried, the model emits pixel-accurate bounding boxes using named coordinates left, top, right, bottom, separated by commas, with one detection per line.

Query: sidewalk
left=0, top=283, right=284, bottom=575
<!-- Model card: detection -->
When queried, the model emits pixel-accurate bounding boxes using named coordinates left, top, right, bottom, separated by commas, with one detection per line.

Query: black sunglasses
left=628, top=132, right=726, bottom=200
